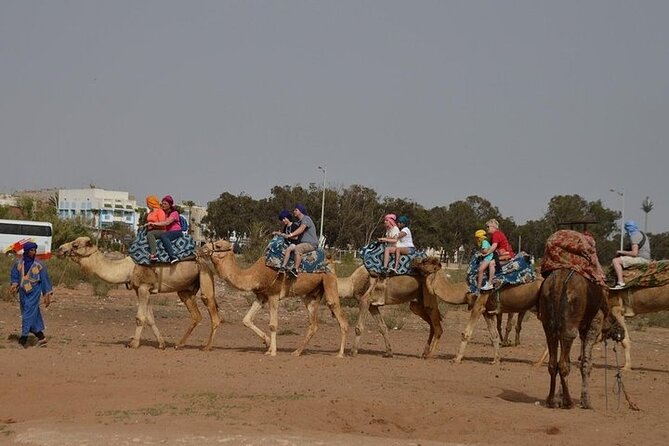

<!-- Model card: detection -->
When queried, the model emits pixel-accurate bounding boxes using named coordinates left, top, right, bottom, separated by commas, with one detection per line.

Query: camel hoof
left=291, top=350, right=302, bottom=357
left=126, top=340, right=140, bottom=349
left=383, top=351, right=393, bottom=358
left=351, top=349, right=358, bottom=357
left=453, top=357, right=463, bottom=364
left=490, top=359, right=500, bottom=365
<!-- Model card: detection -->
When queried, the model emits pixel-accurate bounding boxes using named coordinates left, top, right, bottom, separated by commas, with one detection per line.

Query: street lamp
left=610, top=188, right=625, bottom=251
left=318, top=165, right=327, bottom=245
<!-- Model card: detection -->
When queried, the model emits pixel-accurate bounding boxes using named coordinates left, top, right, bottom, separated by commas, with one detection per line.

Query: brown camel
left=56, top=237, right=221, bottom=350
left=538, top=269, right=609, bottom=409
left=338, top=262, right=468, bottom=358
left=608, top=284, right=669, bottom=370
left=535, top=283, right=669, bottom=370
left=454, top=279, right=542, bottom=364
left=199, top=239, right=348, bottom=357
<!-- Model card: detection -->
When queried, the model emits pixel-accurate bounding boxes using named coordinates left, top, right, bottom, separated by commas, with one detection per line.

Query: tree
left=641, top=196, right=654, bottom=233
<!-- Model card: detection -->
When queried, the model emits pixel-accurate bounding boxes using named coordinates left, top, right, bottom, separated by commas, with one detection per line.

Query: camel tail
left=542, top=270, right=571, bottom=336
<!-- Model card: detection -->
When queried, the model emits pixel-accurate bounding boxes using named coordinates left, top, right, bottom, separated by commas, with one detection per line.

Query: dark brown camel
left=538, top=269, right=609, bottom=409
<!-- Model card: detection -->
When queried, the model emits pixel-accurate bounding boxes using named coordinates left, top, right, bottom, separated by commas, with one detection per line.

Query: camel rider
left=382, top=215, right=415, bottom=274
left=146, top=195, right=183, bottom=264
left=483, top=219, right=515, bottom=264
left=278, top=204, right=319, bottom=277
left=272, top=210, right=300, bottom=246
left=475, top=229, right=495, bottom=293
left=611, top=220, right=651, bottom=289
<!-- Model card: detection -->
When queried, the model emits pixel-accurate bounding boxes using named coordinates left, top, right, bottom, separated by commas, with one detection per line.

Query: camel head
left=411, top=256, right=442, bottom=276
left=198, top=239, right=235, bottom=261
left=56, top=237, right=98, bottom=262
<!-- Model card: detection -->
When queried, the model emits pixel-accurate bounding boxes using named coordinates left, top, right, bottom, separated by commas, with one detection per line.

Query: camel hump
left=411, top=256, right=442, bottom=276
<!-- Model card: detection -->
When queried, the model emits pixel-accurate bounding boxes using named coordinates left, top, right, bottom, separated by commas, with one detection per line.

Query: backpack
left=179, top=214, right=189, bottom=233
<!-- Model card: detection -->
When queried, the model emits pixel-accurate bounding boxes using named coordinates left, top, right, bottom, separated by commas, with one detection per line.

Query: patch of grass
left=383, top=305, right=410, bottom=330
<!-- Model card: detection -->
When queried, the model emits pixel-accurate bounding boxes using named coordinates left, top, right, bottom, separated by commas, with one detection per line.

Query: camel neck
left=216, top=254, right=266, bottom=292
left=78, top=251, right=134, bottom=284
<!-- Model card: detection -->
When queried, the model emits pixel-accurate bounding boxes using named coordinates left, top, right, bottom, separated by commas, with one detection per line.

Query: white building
left=58, top=188, right=139, bottom=232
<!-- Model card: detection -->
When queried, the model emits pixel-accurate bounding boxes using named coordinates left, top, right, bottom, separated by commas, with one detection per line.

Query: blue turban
left=23, top=242, right=38, bottom=252
left=278, top=210, right=292, bottom=220
left=624, top=220, right=639, bottom=234
left=294, top=203, right=308, bottom=215
left=397, top=215, right=410, bottom=225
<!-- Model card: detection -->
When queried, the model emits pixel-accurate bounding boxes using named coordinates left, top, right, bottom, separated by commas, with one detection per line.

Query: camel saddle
left=607, top=260, right=669, bottom=289
left=264, top=236, right=330, bottom=273
left=358, top=241, right=427, bottom=276
left=129, top=229, right=196, bottom=265
left=541, top=230, right=607, bottom=288
left=466, top=251, right=536, bottom=294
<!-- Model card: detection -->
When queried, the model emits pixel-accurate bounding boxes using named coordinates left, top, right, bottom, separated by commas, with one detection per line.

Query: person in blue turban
left=611, top=220, right=652, bottom=289
left=277, top=204, right=319, bottom=276
left=9, top=242, right=53, bottom=348
left=272, top=210, right=300, bottom=245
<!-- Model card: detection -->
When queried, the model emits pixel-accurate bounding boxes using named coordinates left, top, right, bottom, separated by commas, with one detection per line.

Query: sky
left=1, top=1, right=668, bottom=232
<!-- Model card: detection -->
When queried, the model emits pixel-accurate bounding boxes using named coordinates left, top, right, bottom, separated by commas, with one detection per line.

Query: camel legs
left=353, top=280, right=377, bottom=357
left=454, top=293, right=487, bottom=363
left=498, top=312, right=523, bottom=347
left=368, top=306, right=394, bottom=357
left=292, top=296, right=320, bottom=357
left=198, top=272, right=222, bottom=351
left=610, top=306, right=632, bottom=370
left=267, top=295, right=279, bottom=356
left=129, top=285, right=166, bottom=350
left=557, top=323, right=578, bottom=409
left=579, top=311, right=603, bottom=409
left=322, top=277, right=349, bottom=358
left=409, top=301, right=443, bottom=359
left=543, top=325, right=560, bottom=408
left=513, top=311, right=526, bottom=346
left=482, top=312, right=501, bottom=364
left=175, top=292, right=203, bottom=349
left=242, top=299, right=271, bottom=348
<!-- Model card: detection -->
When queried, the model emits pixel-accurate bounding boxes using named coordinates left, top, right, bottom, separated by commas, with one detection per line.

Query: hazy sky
left=2, top=1, right=668, bottom=231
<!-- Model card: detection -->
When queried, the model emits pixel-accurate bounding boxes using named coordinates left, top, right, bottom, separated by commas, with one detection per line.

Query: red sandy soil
left=1, top=281, right=668, bottom=445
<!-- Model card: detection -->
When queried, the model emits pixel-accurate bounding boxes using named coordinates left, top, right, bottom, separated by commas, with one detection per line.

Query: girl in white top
left=378, top=214, right=400, bottom=247
left=383, top=215, right=415, bottom=274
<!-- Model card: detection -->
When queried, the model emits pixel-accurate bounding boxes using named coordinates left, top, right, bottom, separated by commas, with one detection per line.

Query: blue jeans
left=159, top=230, right=183, bottom=260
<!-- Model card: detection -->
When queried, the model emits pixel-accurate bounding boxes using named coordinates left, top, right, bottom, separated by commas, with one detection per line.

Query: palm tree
left=641, top=196, right=654, bottom=232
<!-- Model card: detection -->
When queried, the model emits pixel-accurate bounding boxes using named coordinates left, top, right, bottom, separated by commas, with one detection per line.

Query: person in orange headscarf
left=144, top=195, right=166, bottom=262
left=146, top=195, right=165, bottom=225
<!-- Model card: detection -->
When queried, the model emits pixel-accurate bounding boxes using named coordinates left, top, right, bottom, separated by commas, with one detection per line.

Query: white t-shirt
left=396, top=227, right=414, bottom=248
left=385, top=226, right=400, bottom=247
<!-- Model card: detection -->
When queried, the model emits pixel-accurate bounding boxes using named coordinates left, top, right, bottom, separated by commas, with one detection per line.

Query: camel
left=199, top=239, right=348, bottom=357
left=539, top=269, right=609, bottom=409
left=337, top=262, right=469, bottom=358
left=56, top=237, right=221, bottom=350
left=454, top=279, right=542, bottom=364
left=535, top=283, right=669, bottom=370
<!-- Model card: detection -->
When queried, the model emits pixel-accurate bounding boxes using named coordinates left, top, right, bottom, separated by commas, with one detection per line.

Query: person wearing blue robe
left=9, top=242, right=53, bottom=348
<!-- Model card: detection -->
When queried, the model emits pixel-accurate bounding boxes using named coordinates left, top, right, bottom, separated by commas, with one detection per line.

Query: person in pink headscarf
left=378, top=213, right=401, bottom=273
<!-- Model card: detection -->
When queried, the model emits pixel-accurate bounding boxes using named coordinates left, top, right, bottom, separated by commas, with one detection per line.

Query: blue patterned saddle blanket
left=466, top=251, right=536, bottom=293
left=129, top=229, right=196, bottom=265
left=264, top=236, right=330, bottom=273
left=358, top=241, right=427, bottom=276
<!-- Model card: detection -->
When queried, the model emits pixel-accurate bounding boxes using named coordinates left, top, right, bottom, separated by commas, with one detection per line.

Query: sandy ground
left=1, top=281, right=668, bottom=446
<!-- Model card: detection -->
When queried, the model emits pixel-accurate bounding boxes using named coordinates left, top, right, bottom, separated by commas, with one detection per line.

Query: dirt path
left=1, top=283, right=668, bottom=445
